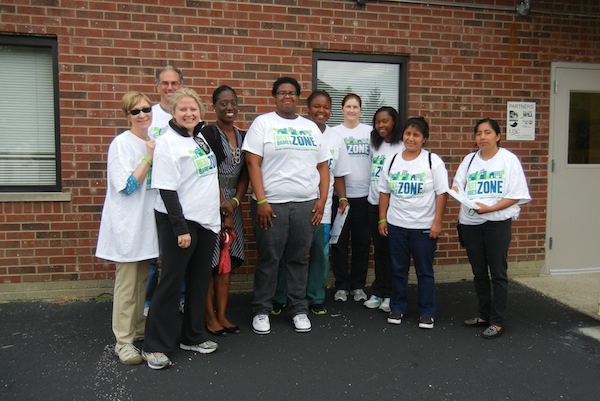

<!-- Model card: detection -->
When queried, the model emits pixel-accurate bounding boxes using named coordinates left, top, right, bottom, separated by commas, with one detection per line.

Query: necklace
left=217, top=125, right=241, bottom=165
left=228, top=137, right=242, bottom=165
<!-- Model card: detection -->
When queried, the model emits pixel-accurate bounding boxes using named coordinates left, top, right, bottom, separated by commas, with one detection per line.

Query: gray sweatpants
left=251, top=200, right=316, bottom=316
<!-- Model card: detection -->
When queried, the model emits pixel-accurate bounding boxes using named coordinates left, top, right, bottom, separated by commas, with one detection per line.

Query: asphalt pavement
left=1, top=280, right=599, bottom=401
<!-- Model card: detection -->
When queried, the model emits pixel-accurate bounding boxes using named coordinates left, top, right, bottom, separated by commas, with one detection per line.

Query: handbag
left=218, top=230, right=237, bottom=274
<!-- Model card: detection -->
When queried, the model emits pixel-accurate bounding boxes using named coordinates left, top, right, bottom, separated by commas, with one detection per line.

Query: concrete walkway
left=514, top=273, right=600, bottom=320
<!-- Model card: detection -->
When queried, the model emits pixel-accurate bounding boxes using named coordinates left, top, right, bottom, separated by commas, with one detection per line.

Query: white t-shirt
left=332, top=123, right=372, bottom=198
left=452, top=148, right=531, bottom=225
left=152, top=126, right=221, bottom=234
left=368, top=141, right=405, bottom=205
left=242, top=111, right=330, bottom=203
left=379, top=149, right=449, bottom=229
left=321, top=126, right=352, bottom=224
left=148, top=103, right=172, bottom=139
left=96, top=131, right=159, bottom=263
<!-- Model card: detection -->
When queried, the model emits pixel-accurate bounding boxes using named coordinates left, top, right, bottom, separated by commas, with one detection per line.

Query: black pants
left=460, top=219, right=512, bottom=326
left=368, top=203, right=392, bottom=298
left=331, top=196, right=371, bottom=291
left=143, top=212, right=217, bottom=355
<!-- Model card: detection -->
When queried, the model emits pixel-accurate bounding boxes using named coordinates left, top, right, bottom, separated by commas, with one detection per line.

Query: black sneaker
left=271, top=302, right=286, bottom=316
left=310, top=304, right=327, bottom=315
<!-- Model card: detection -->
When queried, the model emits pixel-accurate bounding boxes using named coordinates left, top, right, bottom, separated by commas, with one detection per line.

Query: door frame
left=546, top=62, right=600, bottom=275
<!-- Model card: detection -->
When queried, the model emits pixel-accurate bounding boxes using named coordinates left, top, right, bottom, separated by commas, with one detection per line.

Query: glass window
left=568, top=92, right=600, bottom=164
left=0, top=35, right=61, bottom=192
left=313, top=52, right=408, bottom=126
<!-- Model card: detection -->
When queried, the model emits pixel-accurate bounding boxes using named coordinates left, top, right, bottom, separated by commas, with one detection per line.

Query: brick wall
left=0, top=0, right=599, bottom=299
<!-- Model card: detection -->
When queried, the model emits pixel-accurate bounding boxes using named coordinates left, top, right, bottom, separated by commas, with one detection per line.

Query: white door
left=547, top=63, right=600, bottom=274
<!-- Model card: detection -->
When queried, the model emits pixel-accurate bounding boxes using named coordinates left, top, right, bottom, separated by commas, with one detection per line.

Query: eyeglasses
left=159, top=81, right=181, bottom=88
left=128, top=107, right=152, bottom=116
left=276, top=91, right=298, bottom=98
left=193, top=136, right=211, bottom=155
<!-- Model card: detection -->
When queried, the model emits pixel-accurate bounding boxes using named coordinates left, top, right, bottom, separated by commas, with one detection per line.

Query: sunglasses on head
left=128, top=107, right=152, bottom=116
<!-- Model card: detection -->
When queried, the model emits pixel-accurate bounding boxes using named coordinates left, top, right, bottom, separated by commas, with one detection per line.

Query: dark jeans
left=369, top=203, right=392, bottom=298
left=143, top=212, right=217, bottom=354
left=388, top=224, right=437, bottom=318
left=460, top=219, right=512, bottom=326
left=331, top=196, right=371, bottom=291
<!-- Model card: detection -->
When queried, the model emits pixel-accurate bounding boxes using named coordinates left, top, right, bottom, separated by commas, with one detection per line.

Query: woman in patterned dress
left=201, top=85, right=249, bottom=335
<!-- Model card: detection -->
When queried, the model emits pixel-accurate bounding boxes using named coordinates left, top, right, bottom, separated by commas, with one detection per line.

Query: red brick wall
left=0, top=0, right=599, bottom=292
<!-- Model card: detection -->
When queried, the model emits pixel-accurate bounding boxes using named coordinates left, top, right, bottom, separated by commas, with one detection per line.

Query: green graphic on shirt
left=344, top=137, right=370, bottom=156
left=388, top=169, right=427, bottom=199
left=273, top=127, right=318, bottom=150
left=466, top=169, right=506, bottom=198
left=370, top=155, right=386, bottom=181
left=189, top=149, right=217, bottom=177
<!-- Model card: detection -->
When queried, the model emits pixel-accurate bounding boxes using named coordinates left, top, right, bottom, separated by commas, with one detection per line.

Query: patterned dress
left=210, top=125, right=246, bottom=270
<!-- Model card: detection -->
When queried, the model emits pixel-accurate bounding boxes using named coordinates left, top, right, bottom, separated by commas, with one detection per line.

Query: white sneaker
left=333, top=290, right=349, bottom=302
left=363, top=295, right=383, bottom=309
left=351, top=289, right=368, bottom=302
left=252, top=314, right=271, bottom=335
left=379, top=298, right=391, bottom=312
left=115, top=343, right=142, bottom=365
left=292, top=313, right=312, bottom=333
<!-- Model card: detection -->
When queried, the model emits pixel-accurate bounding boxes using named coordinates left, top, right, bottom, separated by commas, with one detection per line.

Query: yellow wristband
left=256, top=199, right=268, bottom=205
left=232, top=197, right=240, bottom=207
left=378, top=219, right=387, bottom=224
left=142, top=156, right=152, bottom=166
left=339, top=197, right=348, bottom=202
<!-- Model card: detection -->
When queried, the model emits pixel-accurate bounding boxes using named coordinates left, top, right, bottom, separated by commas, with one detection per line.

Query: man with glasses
left=145, top=65, right=185, bottom=317
left=149, top=65, right=183, bottom=139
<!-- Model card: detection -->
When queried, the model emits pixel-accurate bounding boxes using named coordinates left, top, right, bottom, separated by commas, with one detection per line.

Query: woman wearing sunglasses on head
left=96, top=91, right=158, bottom=366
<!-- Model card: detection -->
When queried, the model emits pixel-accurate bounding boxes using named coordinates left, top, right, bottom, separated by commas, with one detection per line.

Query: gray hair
left=155, top=65, right=183, bottom=84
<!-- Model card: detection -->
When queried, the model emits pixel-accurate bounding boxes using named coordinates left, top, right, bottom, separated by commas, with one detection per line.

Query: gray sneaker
left=180, top=340, right=218, bottom=354
left=334, top=290, right=349, bottom=302
left=141, top=351, right=172, bottom=370
left=351, top=289, right=368, bottom=302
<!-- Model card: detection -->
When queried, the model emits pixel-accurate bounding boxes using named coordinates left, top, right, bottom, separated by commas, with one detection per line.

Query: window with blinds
left=312, top=52, right=408, bottom=127
left=0, top=35, right=61, bottom=192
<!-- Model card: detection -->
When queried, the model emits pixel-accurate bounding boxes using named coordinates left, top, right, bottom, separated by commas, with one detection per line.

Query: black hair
left=402, top=117, right=430, bottom=139
left=212, top=85, right=236, bottom=105
left=370, top=106, right=402, bottom=150
left=306, top=90, right=332, bottom=107
left=272, top=77, right=301, bottom=97
left=474, top=118, right=502, bottom=147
